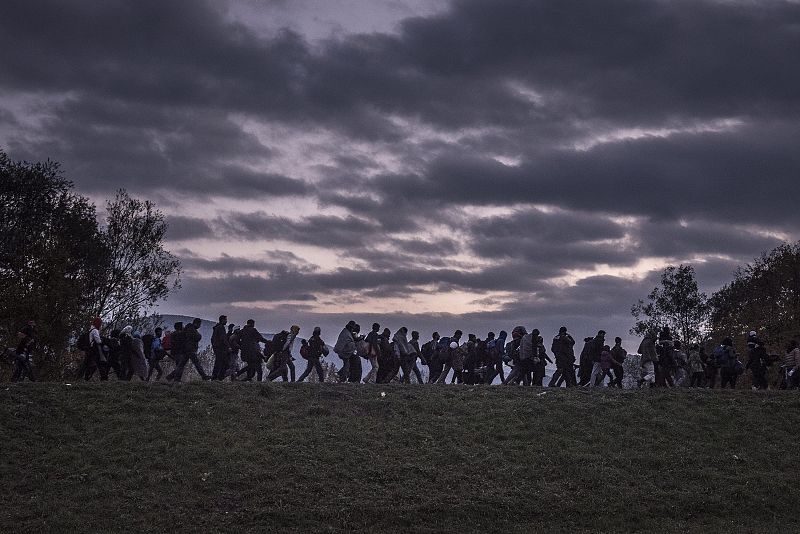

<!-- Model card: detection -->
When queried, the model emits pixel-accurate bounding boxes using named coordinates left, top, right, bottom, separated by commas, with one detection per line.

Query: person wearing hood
left=128, top=328, right=148, bottom=381
left=638, top=331, right=659, bottom=388
left=409, top=330, right=424, bottom=383
left=549, top=327, right=576, bottom=387
left=334, top=321, right=357, bottom=383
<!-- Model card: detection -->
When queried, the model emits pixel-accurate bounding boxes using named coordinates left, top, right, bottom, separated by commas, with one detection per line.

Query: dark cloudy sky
left=2, top=0, right=798, bottom=343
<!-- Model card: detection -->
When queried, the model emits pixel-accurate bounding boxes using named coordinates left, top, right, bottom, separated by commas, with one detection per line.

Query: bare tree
left=90, top=190, right=181, bottom=326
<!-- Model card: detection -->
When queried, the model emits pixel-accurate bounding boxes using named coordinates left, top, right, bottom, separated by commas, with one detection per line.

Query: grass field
left=2, top=382, right=799, bottom=533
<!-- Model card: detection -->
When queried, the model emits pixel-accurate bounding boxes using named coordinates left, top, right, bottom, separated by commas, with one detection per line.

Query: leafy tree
left=89, top=190, right=181, bottom=327
left=631, top=264, right=709, bottom=344
left=0, top=151, right=105, bottom=369
left=709, top=243, right=800, bottom=348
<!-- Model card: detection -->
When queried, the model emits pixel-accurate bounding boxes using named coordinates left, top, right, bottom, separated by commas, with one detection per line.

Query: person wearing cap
left=211, top=315, right=231, bottom=381
left=12, top=320, right=37, bottom=382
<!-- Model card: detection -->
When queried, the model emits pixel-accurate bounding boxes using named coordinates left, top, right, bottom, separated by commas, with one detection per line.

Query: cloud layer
left=2, top=0, right=798, bottom=342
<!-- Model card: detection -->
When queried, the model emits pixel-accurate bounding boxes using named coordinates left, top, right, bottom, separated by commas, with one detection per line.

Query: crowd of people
left=7, top=316, right=799, bottom=390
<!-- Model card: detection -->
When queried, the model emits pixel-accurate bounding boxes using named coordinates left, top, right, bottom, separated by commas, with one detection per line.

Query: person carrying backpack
left=235, top=319, right=270, bottom=381
left=266, top=326, right=298, bottom=382
left=714, top=337, right=739, bottom=389
left=298, top=327, right=328, bottom=382
left=686, top=344, right=704, bottom=387
left=334, top=321, right=357, bottom=383
left=169, top=318, right=209, bottom=382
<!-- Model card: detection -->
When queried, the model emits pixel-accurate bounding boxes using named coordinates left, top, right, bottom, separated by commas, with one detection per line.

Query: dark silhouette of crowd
left=7, top=317, right=795, bottom=390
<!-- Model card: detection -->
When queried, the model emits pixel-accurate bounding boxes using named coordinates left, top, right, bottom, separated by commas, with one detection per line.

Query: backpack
left=300, top=343, right=310, bottom=359
left=76, top=332, right=91, bottom=352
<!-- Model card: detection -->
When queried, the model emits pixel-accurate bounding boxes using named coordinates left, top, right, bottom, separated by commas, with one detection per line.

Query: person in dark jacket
left=236, top=319, right=270, bottom=381
left=408, top=330, right=424, bottom=383
left=298, top=327, right=328, bottom=382
left=334, top=321, right=357, bottom=383
left=165, top=322, right=185, bottom=381
left=504, top=327, right=531, bottom=386
left=716, top=337, right=739, bottom=389
left=347, top=323, right=363, bottom=383
left=376, top=328, right=396, bottom=383
left=532, top=335, right=552, bottom=386
left=587, top=330, right=606, bottom=387
left=746, top=334, right=770, bottom=390
left=169, top=318, right=209, bottom=382
left=486, top=331, right=507, bottom=384
left=549, top=327, right=576, bottom=387
left=425, top=332, right=442, bottom=383
left=609, top=337, right=627, bottom=388
left=211, top=315, right=231, bottom=381
left=12, top=320, right=37, bottom=382
left=577, top=336, right=595, bottom=386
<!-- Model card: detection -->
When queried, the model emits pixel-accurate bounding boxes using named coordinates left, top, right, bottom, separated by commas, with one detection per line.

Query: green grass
left=2, top=383, right=799, bottom=533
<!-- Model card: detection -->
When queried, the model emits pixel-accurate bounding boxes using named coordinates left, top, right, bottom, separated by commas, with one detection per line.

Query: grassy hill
left=2, top=383, right=799, bottom=533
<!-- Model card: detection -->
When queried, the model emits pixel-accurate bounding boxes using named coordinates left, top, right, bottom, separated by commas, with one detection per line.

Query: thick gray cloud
left=2, top=0, right=799, bottom=342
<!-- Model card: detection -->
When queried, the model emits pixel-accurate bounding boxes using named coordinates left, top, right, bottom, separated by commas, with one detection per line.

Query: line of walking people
left=8, top=316, right=799, bottom=389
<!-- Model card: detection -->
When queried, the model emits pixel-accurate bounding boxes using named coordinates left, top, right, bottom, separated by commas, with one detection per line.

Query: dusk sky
left=2, top=0, right=799, bottom=343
